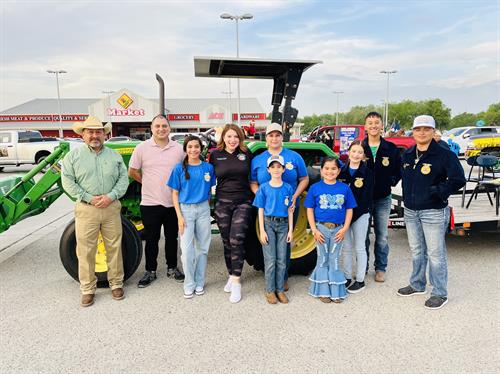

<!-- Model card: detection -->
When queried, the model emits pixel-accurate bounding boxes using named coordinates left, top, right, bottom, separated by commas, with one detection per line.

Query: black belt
left=265, top=216, right=288, bottom=222
left=318, top=221, right=341, bottom=229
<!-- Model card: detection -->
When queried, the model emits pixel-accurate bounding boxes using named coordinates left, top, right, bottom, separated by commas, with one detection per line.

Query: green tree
left=483, top=103, right=500, bottom=125
left=420, top=99, right=451, bottom=130
left=450, top=112, right=478, bottom=128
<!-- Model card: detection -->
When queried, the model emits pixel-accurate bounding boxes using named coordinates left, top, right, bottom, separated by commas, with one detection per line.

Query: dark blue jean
left=366, top=195, right=391, bottom=272
left=262, top=218, right=288, bottom=293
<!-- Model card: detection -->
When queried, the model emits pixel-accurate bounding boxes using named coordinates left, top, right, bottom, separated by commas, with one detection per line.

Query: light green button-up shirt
left=61, top=144, right=129, bottom=203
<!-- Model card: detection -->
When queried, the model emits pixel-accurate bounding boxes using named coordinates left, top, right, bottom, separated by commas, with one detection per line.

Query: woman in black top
left=209, top=124, right=253, bottom=303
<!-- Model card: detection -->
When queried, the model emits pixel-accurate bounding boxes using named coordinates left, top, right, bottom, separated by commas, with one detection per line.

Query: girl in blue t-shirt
left=168, top=136, right=216, bottom=299
left=304, top=157, right=357, bottom=303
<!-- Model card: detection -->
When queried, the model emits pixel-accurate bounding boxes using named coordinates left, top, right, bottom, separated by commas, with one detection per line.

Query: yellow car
left=465, top=133, right=500, bottom=158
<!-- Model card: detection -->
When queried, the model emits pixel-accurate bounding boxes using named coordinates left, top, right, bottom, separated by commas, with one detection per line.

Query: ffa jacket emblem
left=421, top=163, right=431, bottom=175
left=382, top=157, right=390, bottom=167
left=354, top=178, right=364, bottom=188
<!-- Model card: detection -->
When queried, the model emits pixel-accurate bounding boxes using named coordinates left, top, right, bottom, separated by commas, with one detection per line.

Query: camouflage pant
left=214, top=199, right=253, bottom=277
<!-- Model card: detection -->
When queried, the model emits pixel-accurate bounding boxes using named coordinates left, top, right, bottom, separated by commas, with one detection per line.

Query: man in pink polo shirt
left=129, top=114, right=185, bottom=287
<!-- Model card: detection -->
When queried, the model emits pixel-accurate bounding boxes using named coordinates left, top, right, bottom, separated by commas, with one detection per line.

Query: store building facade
left=0, top=89, right=270, bottom=139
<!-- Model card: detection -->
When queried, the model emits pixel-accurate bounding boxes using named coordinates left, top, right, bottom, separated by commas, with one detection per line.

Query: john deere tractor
left=0, top=57, right=336, bottom=285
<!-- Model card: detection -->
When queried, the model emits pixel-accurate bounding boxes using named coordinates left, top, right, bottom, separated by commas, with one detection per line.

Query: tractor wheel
left=59, top=217, right=142, bottom=288
left=0, top=167, right=4, bottom=172
left=245, top=194, right=317, bottom=276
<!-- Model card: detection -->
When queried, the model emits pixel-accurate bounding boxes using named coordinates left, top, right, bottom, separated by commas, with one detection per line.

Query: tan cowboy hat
left=72, top=115, right=112, bottom=135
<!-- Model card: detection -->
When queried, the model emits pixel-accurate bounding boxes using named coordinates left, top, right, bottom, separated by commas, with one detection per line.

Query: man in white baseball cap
left=397, top=115, right=465, bottom=309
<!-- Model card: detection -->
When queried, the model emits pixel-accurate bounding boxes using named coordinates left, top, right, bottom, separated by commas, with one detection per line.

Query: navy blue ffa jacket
left=402, top=139, right=466, bottom=211
left=338, top=161, right=374, bottom=223
left=362, top=137, right=401, bottom=200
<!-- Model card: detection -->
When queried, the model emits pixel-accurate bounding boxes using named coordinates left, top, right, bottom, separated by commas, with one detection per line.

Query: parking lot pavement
left=1, top=224, right=499, bottom=373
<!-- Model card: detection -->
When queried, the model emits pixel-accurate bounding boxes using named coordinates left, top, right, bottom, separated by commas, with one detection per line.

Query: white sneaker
left=195, top=286, right=205, bottom=296
left=224, top=278, right=232, bottom=293
left=230, top=283, right=241, bottom=303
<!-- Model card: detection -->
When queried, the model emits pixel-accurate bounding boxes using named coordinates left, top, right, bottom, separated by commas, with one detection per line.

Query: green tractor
left=0, top=57, right=336, bottom=285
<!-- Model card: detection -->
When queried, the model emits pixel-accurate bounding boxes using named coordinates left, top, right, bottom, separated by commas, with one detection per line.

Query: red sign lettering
left=107, top=108, right=145, bottom=116
left=168, top=114, right=200, bottom=121
left=232, top=113, right=266, bottom=120
left=0, top=114, right=88, bottom=122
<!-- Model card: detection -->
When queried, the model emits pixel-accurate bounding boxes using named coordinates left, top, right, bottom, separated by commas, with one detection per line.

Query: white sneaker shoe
left=230, top=283, right=241, bottom=303
left=224, top=278, right=232, bottom=293
left=195, top=286, right=205, bottom=296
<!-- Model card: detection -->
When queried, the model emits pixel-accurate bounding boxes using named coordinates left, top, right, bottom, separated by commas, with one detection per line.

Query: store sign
left=0, top=114, right=88, bottom=122
left=208, top=112, right=224, bottom=120
left=107, top=108, right=145, bottom=116
left=232, top=113, right=267, bottom=120
left=117, top=93, right=134, bottom=109
left=168, top=114, right=200, bottom=121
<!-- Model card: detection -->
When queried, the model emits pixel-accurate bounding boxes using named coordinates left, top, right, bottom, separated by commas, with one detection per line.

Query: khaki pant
left=75, top=200, right=124, bottom=294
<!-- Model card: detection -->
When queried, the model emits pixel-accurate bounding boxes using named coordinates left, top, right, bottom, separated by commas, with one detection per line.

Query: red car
left=307, top=125, right=415, bottom=160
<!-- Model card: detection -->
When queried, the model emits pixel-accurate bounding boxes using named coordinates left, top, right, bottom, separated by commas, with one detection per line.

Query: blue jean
left=366, top=195, right=392, bottom=272
left=309, top=224, right=347, bottom=300
left=180, top=201, right=211, bottom=294
left=262, top=218, right=288, bottom=293
left=342, top=213, right=370, bottom=282
left=404, top=207, right=449, bottom=298
left=285, top=196, right=301, bottom=281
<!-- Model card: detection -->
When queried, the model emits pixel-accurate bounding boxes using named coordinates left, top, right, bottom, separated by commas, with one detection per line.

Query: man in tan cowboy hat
left=61, top=115, right=129, bottom=307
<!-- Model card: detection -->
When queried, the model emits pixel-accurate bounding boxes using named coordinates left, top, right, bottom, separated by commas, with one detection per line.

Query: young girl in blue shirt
left=304, top=157, right=357, bottom=303
left=168, top=136, right=216, bottom=299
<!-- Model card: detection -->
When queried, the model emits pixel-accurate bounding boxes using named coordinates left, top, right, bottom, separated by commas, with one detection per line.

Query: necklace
left=414, top=148, right=425, bottom=168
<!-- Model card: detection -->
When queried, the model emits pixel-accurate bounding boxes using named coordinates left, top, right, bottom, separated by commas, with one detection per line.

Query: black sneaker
left=167, top=267, right=185, bottom=283
left=345, top=279, right=352, bottom=288
left=397, top=285, right=427, bottom=297
left=138, top=271, right=157, bottom=288
left=424, top=296, right=448, bottom=310
left=347, top=281, right=366, bottom=294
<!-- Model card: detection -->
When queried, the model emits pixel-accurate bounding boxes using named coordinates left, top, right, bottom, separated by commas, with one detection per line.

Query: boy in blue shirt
left=253, top=155, right=294, bottom=304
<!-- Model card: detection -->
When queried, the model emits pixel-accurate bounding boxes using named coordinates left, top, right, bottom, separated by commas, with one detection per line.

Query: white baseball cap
left=267, top=155, right=285, bottom=167
left=266, top=123, right=283, bottom=135
left=413, top=115, right=436, bottom=129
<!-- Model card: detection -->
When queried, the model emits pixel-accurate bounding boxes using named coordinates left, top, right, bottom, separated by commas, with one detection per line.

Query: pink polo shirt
left=129, top=138, right=184, bottom=207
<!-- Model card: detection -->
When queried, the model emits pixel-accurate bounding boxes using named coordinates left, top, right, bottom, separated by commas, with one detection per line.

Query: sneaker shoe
left=319, top=297, right=332, bottom=303
left=138, top=271, right=157, bottom=288
left=332, top=298, right=344, bottom=303
left=80, top=294, right=94, bottom=307
left=183, top=291, right=194, bottom=299
left=111, top=288, right=125, bottom=300
left=375, top=271, right=385, bottom=282
left=424, top=296, right=448, bottom=310
left=345, top=278, right=352, bottom=288
left=167, top=268, right=185, bottom=283
left=266, top=292, right=278, bottom=304
left=230, top=283, right=241, bottom=303
left=397, top=285, right=427, bottom=297
left=195, top=286, right=205, bottom=296
left=224, top=278, right=232, bottom=293
left=276, top=292, right=289, bottom=304
left=347, top=281, right=366, bottom=294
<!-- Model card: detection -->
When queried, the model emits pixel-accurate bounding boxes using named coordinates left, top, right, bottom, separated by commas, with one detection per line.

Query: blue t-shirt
left=167, top=161, right=216, bottom=204
left=250, top=148, right=307, bottom=191
left=253, top=182, right=294, bottom=218
left=304, top=180, right=357, bottom=224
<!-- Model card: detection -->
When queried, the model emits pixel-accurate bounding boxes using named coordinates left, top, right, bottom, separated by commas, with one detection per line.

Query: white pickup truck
left=0, top=130, right=62, bottom=172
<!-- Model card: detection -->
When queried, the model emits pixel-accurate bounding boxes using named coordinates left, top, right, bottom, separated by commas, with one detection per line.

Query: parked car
left=105, top=136, right=137, bottom=143
left=465, top=133, right=500, bottom=159
left=306, top=125, right=415, bottom=160
left=442, top=126, right=499, bottom=155
left=0, top=130, right=62, bottom=171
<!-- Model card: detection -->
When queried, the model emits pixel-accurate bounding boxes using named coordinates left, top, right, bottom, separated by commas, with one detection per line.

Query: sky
left=1, top=0, right=498, bottom=116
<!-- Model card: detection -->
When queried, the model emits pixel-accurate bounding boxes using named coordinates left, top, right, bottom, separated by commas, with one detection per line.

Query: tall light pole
left=332, top=91, right=344, bottom=125
left=102, top=90, right=115, bottom=136
left=380, top=70, right=397, bottom=131
left=221, top=89, right=233, bottom=123
left=47, top=69, right=67, bottom=138
left=220, top=12, right=253, bottom=126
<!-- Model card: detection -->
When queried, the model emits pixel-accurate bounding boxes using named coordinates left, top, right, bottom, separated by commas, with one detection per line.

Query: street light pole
left=220, top=12, right=253, bottom=126
left=102, top=90, right=115, bottom=136
left=380, top=70, right=397, bottom=131
left=221, top=89, right=233, bottom=123
left=332, top=91, right=344, bottom=126
left=47, top=69, right=67, bottom=138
